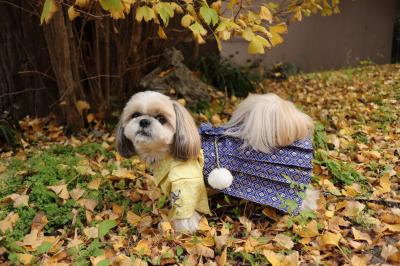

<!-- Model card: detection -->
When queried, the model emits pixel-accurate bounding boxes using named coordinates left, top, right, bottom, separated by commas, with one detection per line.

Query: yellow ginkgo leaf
left=352, top=227, right=372, bottom=244
left=320, top=231, right=341, bottom=246
left=274, top=233, right=294, bottom=249
left=68, top=6, right=80, bottom=21
left=87, top=177, right=102, bottom=190
left=181, top=14, right=194, bottom=28
left=158, top=26, right=167, bottom=39
left=293, top=220, right=320, bottom=238
left=132, top=239, right=152, bottom=256
left=40, top=0, right=58, bottom=25
left=47, top=184, right=70, bottom=200
left=126, top=211, right=141, bottom=226
left=75, top=100, right=90, bottom=114
left=260, top=6, right=272, bottom=22
left=75, top=0, right=89, bottom=8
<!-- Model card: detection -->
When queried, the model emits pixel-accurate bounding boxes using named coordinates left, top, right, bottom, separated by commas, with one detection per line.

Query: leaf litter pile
left=0, top=64, right=399, bottom=265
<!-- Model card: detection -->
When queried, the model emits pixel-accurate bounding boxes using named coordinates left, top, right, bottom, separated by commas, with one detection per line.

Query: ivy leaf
left=99, top=0, right=125, bottom=19
left=96, top=259, right=110, bottom=266
left=200, top=6, right=219, bottom=26
left=98, top=220, right=117, bottom=238
left=40, top=0, right=58, bottom=25
left=157, top=2, right=174, bottom=25
left=135, top=6, right=156, bottom=22
left=35, top=242, right=52, bottom=255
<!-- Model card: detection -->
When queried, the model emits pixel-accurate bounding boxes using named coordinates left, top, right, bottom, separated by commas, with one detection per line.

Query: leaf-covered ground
left=0, top=64, right=399, bottom=265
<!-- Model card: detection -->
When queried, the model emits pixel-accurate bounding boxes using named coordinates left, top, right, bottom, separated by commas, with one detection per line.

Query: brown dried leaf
left=31, top=212, right=48, bottom=232
left=0, top=212, right=19, bottom=233
left=351, top=227, right=372, bottom=244
left=47, top=184, right=70, bottom=200
left=273, top=233, right=294, bottom=249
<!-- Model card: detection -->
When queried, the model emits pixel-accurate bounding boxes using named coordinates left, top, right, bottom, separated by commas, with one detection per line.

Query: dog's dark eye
left=131, top=112, right=141, bottom=119
left=155, top=115, right=167, bottom=124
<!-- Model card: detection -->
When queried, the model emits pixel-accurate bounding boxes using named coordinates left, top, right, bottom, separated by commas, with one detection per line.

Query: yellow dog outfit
left=152, top=151, right=210, bottom=220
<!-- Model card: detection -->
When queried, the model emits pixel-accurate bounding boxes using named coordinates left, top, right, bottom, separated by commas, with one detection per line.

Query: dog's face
left=116, top=91, right=201, bottom=163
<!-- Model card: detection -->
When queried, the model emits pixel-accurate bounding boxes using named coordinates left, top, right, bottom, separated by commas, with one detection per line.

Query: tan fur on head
left=172, top=101, right=201, bottom=160
left=116, top=91, right=200, bottom=163
left=224, top=93, right=313, bottom=153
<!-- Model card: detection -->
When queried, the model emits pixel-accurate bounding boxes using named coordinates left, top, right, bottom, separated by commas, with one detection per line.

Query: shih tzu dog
left=116, top=91, right=318, bottom=233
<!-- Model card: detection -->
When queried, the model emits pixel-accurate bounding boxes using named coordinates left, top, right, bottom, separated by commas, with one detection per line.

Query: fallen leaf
left=111, top=168, right=136, bottom=180
left=16, top=253, right=35, bottom=265
left=274, top=233, right=294, bottom=249
left=0, top=212, right=19, bottom=233
left=342, top=201, right=365, bottom=217
left=351, top=254, right=369, bottom=266
left=47, top=184, right=70, bottom=200
left=293, top=220, right=319, bottom=238
left=111, top=254, right=132, bottom=266
left=132, top=239, right=152, bottom=256
left=263, top=250, right=299, bottom=266
left=127, top=211, right=141, bottom=226
left=373, top=172, right=391, bottom=196
left=195, top=244, right=215, bottom=258
left=352, top=227, right=372, bottom=244
left=381, top=244, right=398, bottom=261
left=217, top=247, right=227, bottom=266
left=13, top=194, right=29, bottom=207
left=239, top=216, right=253, bottom=232
left=31, top=212, right=48, bottom=232
left=69, top=187, right=85, bottom=200
left=83, top=227, right=98, bottom=239
left=320, top=231, right=341, bottom=246
left=198, top=217, right=212, bottom=231
left=88, top=177, right=102, bottom=190
left=384, top=223, right=400, bottom=232
left=75, top=100, right=90, bottom=114
left=78, top=198, right=98, bottom=211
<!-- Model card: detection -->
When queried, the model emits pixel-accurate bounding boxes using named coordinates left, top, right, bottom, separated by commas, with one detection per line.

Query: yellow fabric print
left=151, top=150, right=211, bottom=220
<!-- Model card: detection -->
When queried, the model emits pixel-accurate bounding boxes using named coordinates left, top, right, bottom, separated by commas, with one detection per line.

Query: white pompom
left=207, top=168, right=233, bottom=190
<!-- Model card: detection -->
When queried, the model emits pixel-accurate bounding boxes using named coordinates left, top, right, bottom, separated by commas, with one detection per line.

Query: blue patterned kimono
left=199, top=123, right=313, bottom=214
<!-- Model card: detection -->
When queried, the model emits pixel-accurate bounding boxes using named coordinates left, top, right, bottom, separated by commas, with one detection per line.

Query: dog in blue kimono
left=116, top=91, right=318, bottom=233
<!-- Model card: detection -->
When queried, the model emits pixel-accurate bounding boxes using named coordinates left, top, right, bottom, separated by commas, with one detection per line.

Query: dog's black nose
left=139, top=119, right=150, bottom=128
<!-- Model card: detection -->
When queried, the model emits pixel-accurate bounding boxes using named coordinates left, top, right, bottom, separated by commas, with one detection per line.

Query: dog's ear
left=172, top=101, right=201, bottom=160
left=115, top=123, right=136, bottom=158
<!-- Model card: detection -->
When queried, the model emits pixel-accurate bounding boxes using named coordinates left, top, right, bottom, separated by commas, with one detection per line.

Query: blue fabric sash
left=199, top=123, right=313, bottom=214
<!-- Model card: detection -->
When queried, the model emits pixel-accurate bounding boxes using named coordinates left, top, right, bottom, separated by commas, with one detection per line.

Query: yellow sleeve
left=168, top=178, right=211, bottom=220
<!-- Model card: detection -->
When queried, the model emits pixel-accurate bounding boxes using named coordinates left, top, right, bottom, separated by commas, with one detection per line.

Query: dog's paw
left=208, top=168, right=233, bottom=190
left=173, top=212, right=201, bottom=233
left=301, top=188, right=319, bottom=211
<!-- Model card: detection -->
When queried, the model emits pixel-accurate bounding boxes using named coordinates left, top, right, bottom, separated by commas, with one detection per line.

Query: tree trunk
left=43, top=7, right=84, bottom=131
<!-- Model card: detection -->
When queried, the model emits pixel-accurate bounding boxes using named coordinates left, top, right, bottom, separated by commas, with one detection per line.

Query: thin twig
left=18, top=70, right=56, bottom=81
left=80, top=74, right=121, bottom=82
left=0, top=88, right=46, bottom=99
left=0, top=0, right=39, bottom=17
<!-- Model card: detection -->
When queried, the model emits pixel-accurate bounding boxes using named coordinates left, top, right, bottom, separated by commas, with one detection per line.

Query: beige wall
left=221, top=0, right=397, bottom=72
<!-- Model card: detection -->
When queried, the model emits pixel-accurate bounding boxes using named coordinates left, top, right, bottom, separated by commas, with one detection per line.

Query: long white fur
left=223, top=93, right=314, bottom=153
left=300, top=187, right=319, bottom=211
left=173, top=212, right=201, bottom=233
